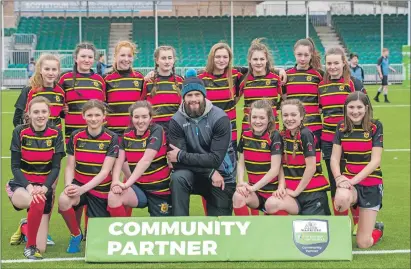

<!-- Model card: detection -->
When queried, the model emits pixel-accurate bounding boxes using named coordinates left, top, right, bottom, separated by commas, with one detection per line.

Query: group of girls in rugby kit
left=7, top=36, right=385, bottom=260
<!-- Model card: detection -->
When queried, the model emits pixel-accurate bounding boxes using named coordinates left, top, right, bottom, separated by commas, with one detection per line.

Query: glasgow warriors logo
left=293, top=220, right=329, bottom=257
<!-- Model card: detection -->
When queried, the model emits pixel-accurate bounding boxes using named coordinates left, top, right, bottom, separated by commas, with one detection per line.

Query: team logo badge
left=306, top=76, right=312, bottom=82
left=78, top=141, right=86, bottom=148
left=293, top=220, right=330, bottom=257
left=113, top=82, right=120, bottom=88
left=74, top=81, right=79, bottom=86
left=133, top=81, right=140, bottom=87
left=99, top=143, right=105, bottom=150
left=274, top=143, right=281, bottom=151
left=339, top=85, right=344, bottom=91
left=265, top=80, right=271, bottom=86
left=142, top=140, right=146, bottom=148
left=159, top=202, right=170, bottom=214
left=26, top=139, right=32, bottom=146
left=93, top=81, right=99, bottom=87
left=364, top=132, right=370, bottom=139
left=261, top=142, right=267, bottom=148
left=307, top=142, right=313, bottom=152
left=46, top=139, right=52, bottom=147
left=379, top=134, right=383, bottom=143
left=55, top=96, right=61, bottom=102
left=288, top=76, right=295, bottom=82
left=172, top=84, right=179, bottom=91
left=128, top=141, right=133, bottom=148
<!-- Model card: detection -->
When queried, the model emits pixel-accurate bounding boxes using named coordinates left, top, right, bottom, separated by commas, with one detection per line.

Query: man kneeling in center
left=167, top=69, right=236, bottom=216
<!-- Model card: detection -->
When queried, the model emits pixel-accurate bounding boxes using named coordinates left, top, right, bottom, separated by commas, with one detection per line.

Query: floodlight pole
left=380, top=1, right=383, bottom=53
left=305, top=1, right=309, bottom=38
left=154, top=1, right=158, bottom=48
left=1, top=0, right=4, bottom=70
left=408, top=1, right=410, bottom=46
left=231, top=1, right=234, bottom=55
left=79, top=1, right=82, bottom=43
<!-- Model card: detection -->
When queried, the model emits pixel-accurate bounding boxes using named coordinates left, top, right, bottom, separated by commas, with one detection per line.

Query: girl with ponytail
left=264, top=99, right=330, bottom=216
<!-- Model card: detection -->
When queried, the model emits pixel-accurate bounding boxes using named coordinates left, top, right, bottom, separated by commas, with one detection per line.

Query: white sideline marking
left=373, top=104, right=410, bottom=108
left=0, top=149, right=409, bottom=160
left=1, top=249, right=410, bottom=263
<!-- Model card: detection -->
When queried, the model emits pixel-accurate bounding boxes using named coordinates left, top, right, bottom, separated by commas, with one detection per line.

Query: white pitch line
left=373, top=104, right=410, bottom=108
left=1, top=249, right=410, bottom=263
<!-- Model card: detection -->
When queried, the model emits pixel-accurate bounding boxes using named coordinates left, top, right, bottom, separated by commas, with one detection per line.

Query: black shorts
left=131, top=184, right=172, bottom=217
left=296, top=191, right=330, bottom=216
left=255, top=192, right=270, bottom=212
left=381, top=75, right=388, bottom=86
left=321, top=141, right=333, bottom=160
left=72, top=180, right=109, bottom=218
left=354, top=184, right=383, bottom=211
left=5, top=180, right=54, bottom=214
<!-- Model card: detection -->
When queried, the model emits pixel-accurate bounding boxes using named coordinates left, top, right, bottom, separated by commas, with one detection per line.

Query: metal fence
left=1, top=64, right=407, bottom=89
left=32, top=49, right=107, bottom=68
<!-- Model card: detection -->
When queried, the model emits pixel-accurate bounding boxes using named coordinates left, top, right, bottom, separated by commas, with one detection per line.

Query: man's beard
left=184, top=100, right=206, bottom=118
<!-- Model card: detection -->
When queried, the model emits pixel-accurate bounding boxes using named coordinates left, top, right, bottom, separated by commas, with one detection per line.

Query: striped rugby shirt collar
left=85, top=126, right=106, bottom=140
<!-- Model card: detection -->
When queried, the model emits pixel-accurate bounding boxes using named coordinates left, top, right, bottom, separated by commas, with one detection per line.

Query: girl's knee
left=108, top=192, right=122, bottom=207
left=232, top=192, right=246, bottom=208
left=264, top=197, right=280, bottom=214
left=356, top=235, right=372, bottom=249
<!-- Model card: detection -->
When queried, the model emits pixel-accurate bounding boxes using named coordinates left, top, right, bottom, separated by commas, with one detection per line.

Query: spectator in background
left=96, top=54, right=112, bottom=76
left=27, top=57, right=35, bottom=79
left=349, top=53, right=364, bottom=83
left=374, top=48, right=396, bottom=103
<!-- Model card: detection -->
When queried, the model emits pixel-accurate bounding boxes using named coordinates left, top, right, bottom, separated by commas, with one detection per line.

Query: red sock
left=59, top=208, right=81, bottom=236
left=372, top=229, right=383, bottom=245
left=107, top=205, right=127, bottom=217
left=124, top=206, right=133, bottom=217
left=83, top=206, right=88, bottom=232
left=250, top=208, right=260, bottom=215
left=274, top=210, right=289, bottom=216
left=201, top=197, right=208, bottom=216
left=26, top=200, right=46, bottom=247
left=351, top=206, right=360, bottom=225
left=233, top=205, right=250, bottom=216
left=21, top=223, right=28, bottom=236
left=332, top=198, right=349, bottom=216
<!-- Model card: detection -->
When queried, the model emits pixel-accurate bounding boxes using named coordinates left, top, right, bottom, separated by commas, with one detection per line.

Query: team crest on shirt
left=46, top=139, right=52, bottom=147
left=55, top=96, right=61, bottom=102
left=133, top=81, right=140, bottom=87
left=93, top=81, right=99, bottom=87
left=78, top=141, right=86, bottom=148
left=98, top=143, right=105, bottom=150
left=261, top=142, right=267, bottom=149
left=159, top=202, right=170, bottom=214
left=265, top=80, right=271, bottom=86
left=172, top=84, right=179, bottom=91
left=307, top=142, right=313, bottom=152
left=275, top=143, right=281, bottom=151
left=306, top=76, right=312, bottom=82
left=142, top=140, right=146, bottom=148
left=113, top=82, right=120, bottom=88
left=339, top=85, right=344, bottom=91
left=74, top=81, right=79, bottom=86
left=128, top=141, right=133, bottom=148
left=288, top=76, right=295, bottom=82
left=25, top=139, right=32, bottom=146
left=364, top=132, right=370, bottom=139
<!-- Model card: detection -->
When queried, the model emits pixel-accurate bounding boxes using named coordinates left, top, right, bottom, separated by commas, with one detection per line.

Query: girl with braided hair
left=265, top=99, right=330, bottom=215
left=144, top=46, right=183, bottom=139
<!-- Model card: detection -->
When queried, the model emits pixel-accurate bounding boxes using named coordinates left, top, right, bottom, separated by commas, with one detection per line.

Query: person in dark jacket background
left=167, top=69, right=236, bottom=217
left=96, top=54, right=112, bottom=76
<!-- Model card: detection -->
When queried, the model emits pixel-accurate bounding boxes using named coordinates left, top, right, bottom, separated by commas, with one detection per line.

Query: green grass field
left=1, top=85, right=410, bottom=268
